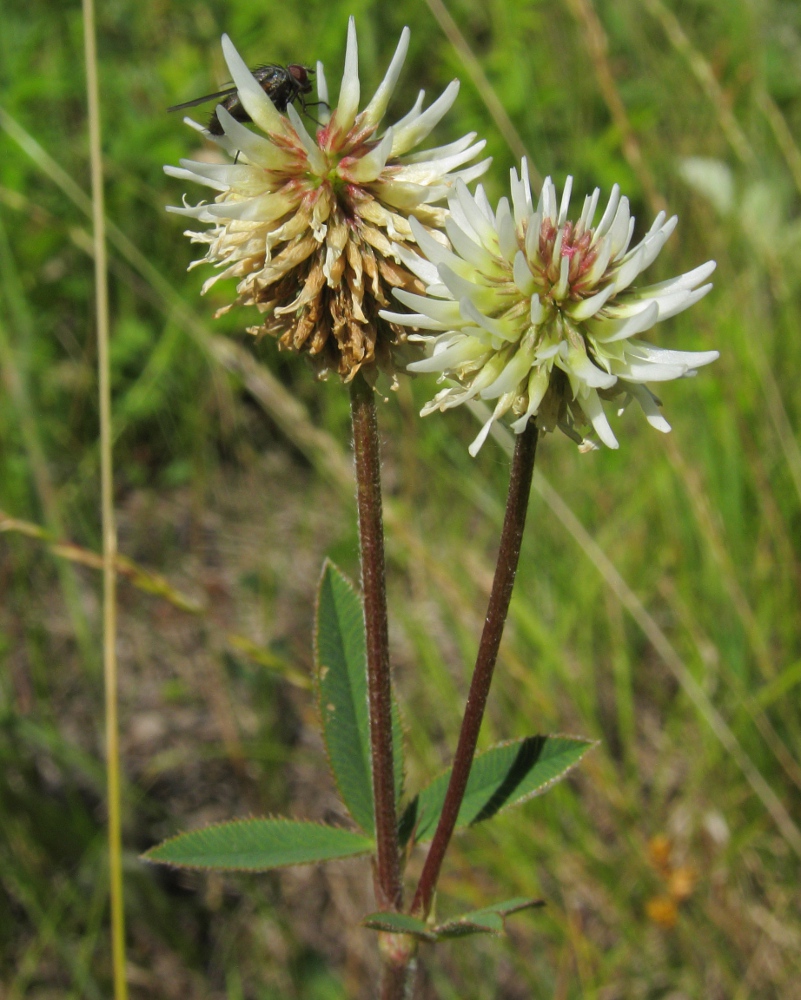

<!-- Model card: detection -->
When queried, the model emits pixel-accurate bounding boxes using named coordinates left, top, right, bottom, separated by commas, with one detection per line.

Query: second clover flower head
left=165, top=18, right=489, bottom=382
left=382, top=161, right=718, bottom=455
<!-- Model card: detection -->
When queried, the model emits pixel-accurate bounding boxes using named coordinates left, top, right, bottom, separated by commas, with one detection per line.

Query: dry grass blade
left=642, top=0, right=755, bottom=168
left=562, top=0, right=666, bottom=216
left=80, top=0, right=127, bottom=992
left=421, top=0, right=538, bottom=179
left=756, top=89, right=801, bottom=198
left=0, top=509, right=311, bottom=689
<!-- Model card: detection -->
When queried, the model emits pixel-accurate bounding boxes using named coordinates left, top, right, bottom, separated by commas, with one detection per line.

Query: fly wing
left=167, top=86, right=237, bottom=113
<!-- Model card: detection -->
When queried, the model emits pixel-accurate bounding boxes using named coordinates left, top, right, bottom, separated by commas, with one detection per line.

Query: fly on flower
left=168, top=63, right=316, bottom=135
left=165, top=19, right=489, bottom=380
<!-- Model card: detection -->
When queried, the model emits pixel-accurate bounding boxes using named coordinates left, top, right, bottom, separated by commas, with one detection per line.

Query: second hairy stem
left=412, top=420, right=539, bottom=919
left=350, top=374, right=402, bottom=913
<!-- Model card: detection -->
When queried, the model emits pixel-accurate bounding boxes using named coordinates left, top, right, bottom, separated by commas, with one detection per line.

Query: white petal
left=589, top=300, right=659, bottom=342
left=335, top=17, right=361, bottom=133
left=409, top=216, right=474, bottom=276
left=495, top=199, right=518, bottom=262
left=445, top=216, right=497, bottom=271
left=513, top=251, right=535, bottom=296
left=605, top=197, right=632, bottom=259
left=565, top=282, right=618, bottom=321
left=594, top=184, right=621, bottom=240
left=651, top=283, right=715, bottom=320
left=316, top=60, right=329, bottom=112
left=628, top=383, right=672, bottom=432
left=510, top=367, right=550, bottom=431
left=221, top=34, right=286, bottom=135
left=552, top=255, right=570, bottom=301
left=214, top=106, right=289, bottom=168
left=534, top=176, right=553, bottom=222
left=391, top=80, right=460, bottom=156
left=644, top=210, right=667, bottom=239
left=449, top=158, right=492, bottom=189
left=557, top=176, right=574, bottom=226
left=473, top=184, right=495, bottom=222
left=165, top=202, right=214, bottom=221
left=581, top=388, right=619, bottom=448
left=346, top=127, right=394, bottom=183
left=524, top=211, right=541, bottom=262
left=402, top=132, right=478, bottom=163
left=393, top=289, right=463, bottom=325
left=520, top=159, right=533, bottom=208
left=202, top=191, right=293, bottom=222
left=583, top=232, right=614, bottom=286
left=380, top=310, right=449, bottom=331
left=469, top=412, right=497, bottom=456
left=564, top=345, right=618, bottom=389
left=285, top=104, right=328, bottom=174
left=177, top=158, right=260, bottom=185
left=612, top=216, right=636, bottom=261
left=459, top=297, right=519, bottom=342
left=390, top=240, right=441, bottom=285
left=633, top=260, right=716, bottom=297
left=454, top=180, right=498, bottom=248
left=639, top=216, right=677, bottom=268
left=610, top=243, right=646, bottom=294
left=393, top=139, right=486, bottom=183
left=479, top=344, right=535, bottom=398
left=362, top=27, right=410, bottom=128
left=611, top=358, right=688, bottom=382
left=468, top=393, right=516, bottom=456
left=392, top=90, right=425, bottom=132
left=164, top=165, right=229, bottom=192
left=625, top=341, right=720, bottom=368
left=579, top=188, right=601, bottom=230
left=407, top=336, right=487, bottom=372
left=438, top=265, right=497, bottom=308
left=510, top=161, right=533, bottom=224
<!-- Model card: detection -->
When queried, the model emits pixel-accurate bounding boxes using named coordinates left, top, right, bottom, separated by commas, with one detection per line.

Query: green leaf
left=362, top=898, right=544, bottom=943
left=314, top=561, right=405, bottom=833
left=433, top=897, right=544, bottom=940
left=362, top=912, right=437, bottom=942
left=401, top=735, right=594, bottom=845
left=142, top=818, right=374, bottom=871
left=315, top=561, right=375, bottom=834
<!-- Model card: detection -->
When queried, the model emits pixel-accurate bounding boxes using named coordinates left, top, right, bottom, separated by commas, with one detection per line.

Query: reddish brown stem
left=380, top=961, right=413, bottom=1000
left=412, top=421, right=539, bottom=918
left=350, top=374, right=402, bottom=914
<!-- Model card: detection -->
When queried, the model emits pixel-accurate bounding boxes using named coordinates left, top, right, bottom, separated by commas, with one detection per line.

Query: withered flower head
left=165, top=18, right=490, bottom=380
left=382, top=163, right=718, bottom=453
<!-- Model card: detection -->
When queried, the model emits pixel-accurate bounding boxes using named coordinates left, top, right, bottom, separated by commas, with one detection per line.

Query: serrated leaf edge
left=361, top=912, right=437, bottom=942
left=140, top=815, right=375, bottom=873
left=432, top=897, right=545, bottom=937
left=405, top=734, right=597, bottom=843
left=313, top=560, right=375, bottom=835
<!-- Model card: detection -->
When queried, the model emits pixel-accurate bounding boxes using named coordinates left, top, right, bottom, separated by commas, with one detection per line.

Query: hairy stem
left=412, top=421, right=539, bottom=918
left=380, top=958, right=414, bottom=1000
left=350, top=374, right=402, bottom=913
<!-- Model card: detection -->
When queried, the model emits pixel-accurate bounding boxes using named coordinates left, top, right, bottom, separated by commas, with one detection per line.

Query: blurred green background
left=1, top=0, right=800, bottom=996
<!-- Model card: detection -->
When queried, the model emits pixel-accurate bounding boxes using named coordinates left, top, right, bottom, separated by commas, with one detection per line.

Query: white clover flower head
left=165, top=18, right=489, bottom=381
left=381, top=160, right=718, bottom=454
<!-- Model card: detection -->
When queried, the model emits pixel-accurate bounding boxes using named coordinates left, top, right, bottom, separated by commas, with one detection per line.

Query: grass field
left=1, top=0, right=800, bottom=996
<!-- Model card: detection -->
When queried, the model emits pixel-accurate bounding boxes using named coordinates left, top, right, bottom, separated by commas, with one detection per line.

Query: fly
left=168, top=63, right=316, bottom=135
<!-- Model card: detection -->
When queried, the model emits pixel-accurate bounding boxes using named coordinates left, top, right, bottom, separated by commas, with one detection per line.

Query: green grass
left=1, top=0, right=801, bottom=996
